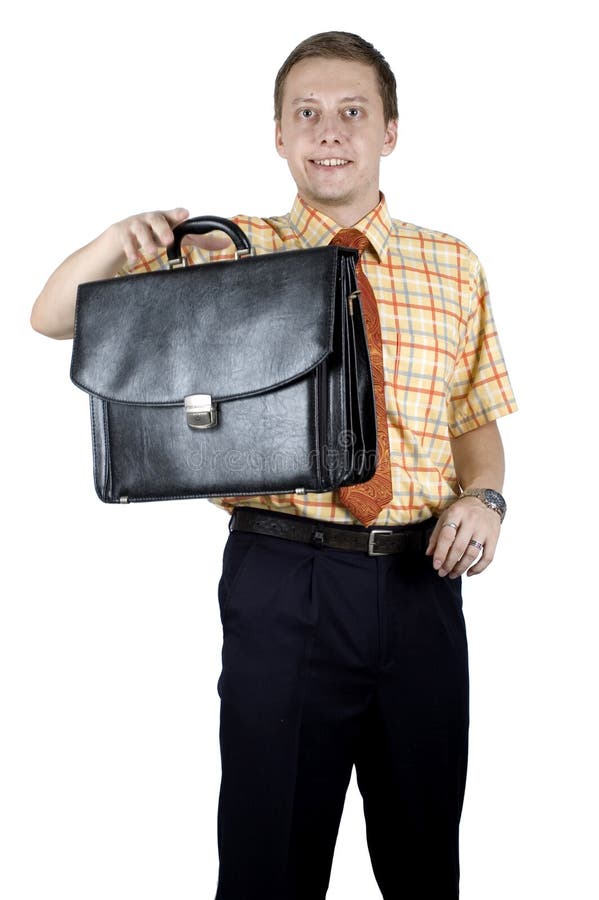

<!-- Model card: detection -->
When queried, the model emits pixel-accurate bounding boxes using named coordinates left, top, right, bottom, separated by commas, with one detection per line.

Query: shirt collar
left=287, top=192, right=393, bottom=262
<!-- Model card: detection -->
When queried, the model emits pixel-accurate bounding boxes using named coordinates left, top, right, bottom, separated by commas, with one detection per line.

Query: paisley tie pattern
left=330, top=228, right=393, bottom=526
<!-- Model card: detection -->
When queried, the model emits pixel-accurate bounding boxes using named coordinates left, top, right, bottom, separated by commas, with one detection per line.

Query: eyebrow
left=291, top=95, right=370, bottom=105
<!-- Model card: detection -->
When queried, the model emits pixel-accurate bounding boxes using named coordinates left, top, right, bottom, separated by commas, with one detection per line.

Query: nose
left=316, top=112, right=346, bottom=145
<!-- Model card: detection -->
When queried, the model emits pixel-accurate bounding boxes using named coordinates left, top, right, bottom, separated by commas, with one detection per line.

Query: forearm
left=30, top=226, right=126, bottom=341
left=449, top=420, right=505, bottom=492
left=30, top=207, right=192, bottom=342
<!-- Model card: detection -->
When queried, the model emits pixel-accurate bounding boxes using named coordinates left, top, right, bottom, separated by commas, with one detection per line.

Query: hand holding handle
left=169, top=216, right=252, bottom=261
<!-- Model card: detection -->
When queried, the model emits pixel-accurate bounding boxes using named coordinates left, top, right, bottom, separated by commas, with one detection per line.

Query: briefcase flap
left=71, top=245, right=350, bottom=404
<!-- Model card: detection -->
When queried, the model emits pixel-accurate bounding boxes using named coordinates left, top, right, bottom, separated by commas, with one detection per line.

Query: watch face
left=463, top=488, right=506, bottom=520
left=483, top=489, right=505, bottom=510
left=480, top=489, right=506, bottom=520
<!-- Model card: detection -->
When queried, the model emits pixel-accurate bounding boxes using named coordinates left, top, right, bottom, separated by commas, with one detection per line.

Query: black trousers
left=214, top=508, right=469, bottom=899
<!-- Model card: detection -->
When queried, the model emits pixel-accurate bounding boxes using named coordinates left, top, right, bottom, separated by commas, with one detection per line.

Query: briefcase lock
left=184, top=394, right=218, bottom=429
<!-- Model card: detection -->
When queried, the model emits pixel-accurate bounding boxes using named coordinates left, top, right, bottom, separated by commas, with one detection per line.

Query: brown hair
left=274, top=31, right=398, bottom=124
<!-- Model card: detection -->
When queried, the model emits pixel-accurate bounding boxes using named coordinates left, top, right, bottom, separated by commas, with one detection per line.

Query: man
left=31, top=31, right=517, bottom=900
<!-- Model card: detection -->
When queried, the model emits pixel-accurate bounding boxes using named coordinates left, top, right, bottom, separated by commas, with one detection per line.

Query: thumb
left=425, top=521, right=440, bottom=555
left=182, top=232, right=233, bottom=251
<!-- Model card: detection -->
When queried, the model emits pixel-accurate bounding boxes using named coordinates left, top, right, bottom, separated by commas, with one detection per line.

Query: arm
left=29, top=207, right=192, bottom=340
left=426, top=420, right=506, bottom=578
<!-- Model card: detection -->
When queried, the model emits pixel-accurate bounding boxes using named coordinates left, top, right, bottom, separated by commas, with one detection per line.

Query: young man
left=31, top=31, right=516, bottom=900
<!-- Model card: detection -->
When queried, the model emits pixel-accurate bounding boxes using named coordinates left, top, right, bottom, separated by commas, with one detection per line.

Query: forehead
left=282, top=57, right=381, bottom=107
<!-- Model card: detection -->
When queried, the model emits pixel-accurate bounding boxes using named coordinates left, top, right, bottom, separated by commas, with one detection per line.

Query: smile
left=310, top=158, right=351, bottom=167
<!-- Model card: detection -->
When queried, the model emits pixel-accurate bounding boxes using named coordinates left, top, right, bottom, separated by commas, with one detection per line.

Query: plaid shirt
left=120, top=192, right=517, bottom=525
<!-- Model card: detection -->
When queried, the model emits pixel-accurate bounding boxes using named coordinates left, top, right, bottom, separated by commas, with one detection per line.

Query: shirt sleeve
left=447, top=251, right=518, bottom=436
left=115, top=248, right=170, bottom=277
left=114, top=238, right=238, bottom=277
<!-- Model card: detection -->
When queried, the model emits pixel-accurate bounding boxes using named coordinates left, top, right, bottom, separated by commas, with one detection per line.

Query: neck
left=299, top=188, right=382, bottom=228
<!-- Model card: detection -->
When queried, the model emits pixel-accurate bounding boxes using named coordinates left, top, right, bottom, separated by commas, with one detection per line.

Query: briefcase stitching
left=102, top=399, right=112, bottom=501
left=313, top=369, right=321, bottom=489
left=89, top=395, right=100, bottom=500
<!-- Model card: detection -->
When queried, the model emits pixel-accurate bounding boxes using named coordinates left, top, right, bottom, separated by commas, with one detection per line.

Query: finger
left=447, top=542, right=483, bottom=579
left=432, top=529, right=460, bottom=569
left=431, top=524, right=460, bottom=573
left=181, top=231, right=233, bottom=251
left=425, top=519, right=442, bottom=554
left=466, top=545, right=495, bottom=576
left=122, top=233, right=140, bottom=266
left=131, top=221, right=159, bottom=257
left=439, top=535, right=474, bottom=577
left=162, top=207, right=189, bottom=225
left=146, top=212, right=177, bottom=248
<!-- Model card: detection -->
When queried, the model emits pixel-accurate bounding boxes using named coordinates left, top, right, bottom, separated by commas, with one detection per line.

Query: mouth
left=309, top=157, right=352, bottom=169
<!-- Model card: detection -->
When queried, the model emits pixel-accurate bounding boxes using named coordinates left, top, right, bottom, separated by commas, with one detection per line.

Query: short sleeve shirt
left=120, top=192, right=517, bottom=525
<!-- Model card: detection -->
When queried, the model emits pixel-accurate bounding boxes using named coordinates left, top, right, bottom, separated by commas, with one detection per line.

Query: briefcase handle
left=168, top=215, right=252, bottom=264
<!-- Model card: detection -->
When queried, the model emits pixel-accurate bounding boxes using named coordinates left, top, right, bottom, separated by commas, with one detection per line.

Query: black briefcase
left=70, top=216, right=377, bottom=503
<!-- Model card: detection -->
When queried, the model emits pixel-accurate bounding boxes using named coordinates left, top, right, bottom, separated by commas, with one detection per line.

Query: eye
left=345, top=107, right=361, bottom=118
left=299, top=108, right=316, bottom=119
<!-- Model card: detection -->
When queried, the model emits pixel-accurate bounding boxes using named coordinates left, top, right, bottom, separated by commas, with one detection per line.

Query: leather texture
left=230, top=507, right=435, bottom=555
left=70, top=217, right=377, bottom=504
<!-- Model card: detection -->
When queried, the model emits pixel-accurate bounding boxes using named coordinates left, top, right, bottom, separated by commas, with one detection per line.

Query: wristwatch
left=460, top=488, right=507, bottom=523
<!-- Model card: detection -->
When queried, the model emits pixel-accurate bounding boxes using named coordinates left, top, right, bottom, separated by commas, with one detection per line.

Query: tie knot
left=329, top=228, right=370, bottom=255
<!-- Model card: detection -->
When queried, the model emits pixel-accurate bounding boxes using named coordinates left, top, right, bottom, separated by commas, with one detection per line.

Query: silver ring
left=469, top=539, right=484, bottom=551
left=443, top=521, right=459, bottom=531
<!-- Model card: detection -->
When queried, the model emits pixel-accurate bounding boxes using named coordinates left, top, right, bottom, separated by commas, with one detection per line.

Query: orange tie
left=329, top=229, right=393, bottom=526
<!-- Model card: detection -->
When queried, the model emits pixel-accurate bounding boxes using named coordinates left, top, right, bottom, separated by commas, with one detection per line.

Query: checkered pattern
left=118, top=193, right=517, bottom=525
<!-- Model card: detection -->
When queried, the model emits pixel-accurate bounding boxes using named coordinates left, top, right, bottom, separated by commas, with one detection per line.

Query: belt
left=229, top=506, right=435, bottom=557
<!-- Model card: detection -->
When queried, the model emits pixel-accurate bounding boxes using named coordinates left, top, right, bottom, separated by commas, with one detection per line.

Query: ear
left=381, top=118, right=398, bottom=158
left=275, top=120, right=287, bottom=159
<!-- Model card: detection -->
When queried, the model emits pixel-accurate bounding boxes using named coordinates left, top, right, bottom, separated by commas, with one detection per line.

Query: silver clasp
left=348, top=290, right=360, bottom=317
left=167, top=248, right=252, bottom=267
left=184, top=394, right=218, bottom=429
left=165, top=256, right=187, bottom=269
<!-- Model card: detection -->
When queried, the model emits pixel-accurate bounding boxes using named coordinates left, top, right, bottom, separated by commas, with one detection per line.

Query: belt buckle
left=367, top=529, right=393, bottom=556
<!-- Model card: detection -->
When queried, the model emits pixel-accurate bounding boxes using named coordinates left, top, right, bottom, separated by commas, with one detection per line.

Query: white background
left=1, top=0, right=597, bottom=897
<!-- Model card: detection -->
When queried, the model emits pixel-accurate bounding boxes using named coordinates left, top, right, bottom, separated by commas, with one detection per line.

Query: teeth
left=313, top=158, right=350, bottom=167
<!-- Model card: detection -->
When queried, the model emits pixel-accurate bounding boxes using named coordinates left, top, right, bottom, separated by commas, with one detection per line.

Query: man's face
left=275, top=57, right=397, bottom=215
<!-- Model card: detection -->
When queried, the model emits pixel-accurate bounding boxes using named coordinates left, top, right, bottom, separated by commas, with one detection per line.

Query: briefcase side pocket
left=89, top=395, right=113, bottom=502
left=337, top=252, right=377, bottom=487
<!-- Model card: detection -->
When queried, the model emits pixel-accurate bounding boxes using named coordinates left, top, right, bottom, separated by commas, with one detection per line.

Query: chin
left=305, top=186, right=356, bottom=206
